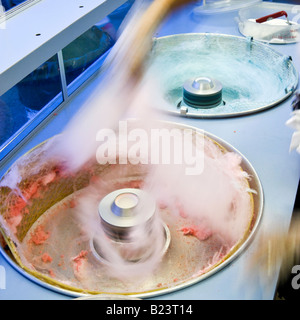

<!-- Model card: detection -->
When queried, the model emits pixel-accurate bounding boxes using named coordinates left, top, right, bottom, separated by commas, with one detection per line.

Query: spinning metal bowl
left=0, top=121, right=263, bottom=298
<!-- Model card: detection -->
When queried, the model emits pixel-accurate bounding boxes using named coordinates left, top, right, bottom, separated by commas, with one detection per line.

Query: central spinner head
left=183, top=77, right=223, bottom=108
left=95, top=188, right=170, bottom=263
left=99, top=188, right=156, bottom=241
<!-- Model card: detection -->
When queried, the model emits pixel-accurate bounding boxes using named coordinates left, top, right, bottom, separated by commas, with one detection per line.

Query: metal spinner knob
left=92, top=188, right=170, bottom=264
left=183, top=77, right=223, bottom=108
left=99, top=188, right=156, bottom=241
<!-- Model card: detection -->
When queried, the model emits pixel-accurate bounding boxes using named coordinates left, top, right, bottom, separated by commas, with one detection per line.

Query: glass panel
left=1, top=0, right=27, bottom=11
left=62, top=25, right=115, bottom=86
left=107, top=0, right=135, bottom=35
left=0, top=0, right=135, bottom=159
left=63, top=0, right=135, bottom=90
left=15, top=54, right=62, bottom=111
left=268, top=0, right=300, bottom=3
left=1, top=0, right=41, bottom=13
left=0, top=54, right=62, bottom=154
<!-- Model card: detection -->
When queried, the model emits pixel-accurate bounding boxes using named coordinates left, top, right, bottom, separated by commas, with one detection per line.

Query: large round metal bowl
left=0, top=120, right=263, bottom=298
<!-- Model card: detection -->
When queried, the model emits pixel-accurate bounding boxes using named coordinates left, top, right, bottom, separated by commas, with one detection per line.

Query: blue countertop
left=1, top=2, right=300, bottom=300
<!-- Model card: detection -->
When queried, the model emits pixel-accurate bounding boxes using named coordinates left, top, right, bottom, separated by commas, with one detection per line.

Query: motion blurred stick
left=127, top=0, right=195, bottom=79
left=53, top=0, right=196, bottom=172
left=249, top=217, right=300, bottom=280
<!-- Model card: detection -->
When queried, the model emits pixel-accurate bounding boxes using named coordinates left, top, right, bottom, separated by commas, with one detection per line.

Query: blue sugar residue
left=149, top=34, right=298, bottom=118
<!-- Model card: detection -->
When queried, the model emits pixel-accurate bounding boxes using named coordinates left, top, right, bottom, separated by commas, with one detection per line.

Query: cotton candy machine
left=0, top=120, right=263, bottom=298
left=148, top=33, right=298, bottom=118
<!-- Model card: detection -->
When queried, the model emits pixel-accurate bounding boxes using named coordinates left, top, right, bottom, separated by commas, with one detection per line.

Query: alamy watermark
left=291, top=265, right=300, bottom=290
left=96, top=121, right=205, bottom=176
left=0, top=265, right=5, bottom=290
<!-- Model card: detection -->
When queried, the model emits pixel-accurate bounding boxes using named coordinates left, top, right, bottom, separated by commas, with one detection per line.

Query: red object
left=180, top=225, right=212, bottom=241
left=256, top=11, right=288, bottom=24
left=41, top=253, right=53, bottom=263
left=30, top=226, right=50, bottom=245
